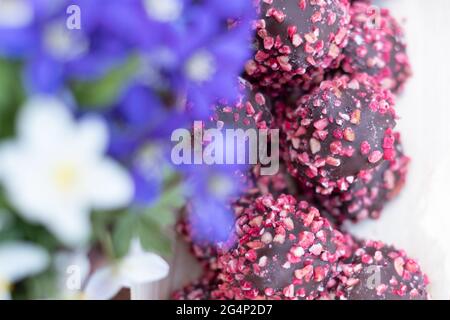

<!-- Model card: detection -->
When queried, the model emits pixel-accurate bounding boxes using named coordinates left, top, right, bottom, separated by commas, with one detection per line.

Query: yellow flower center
left=54, top=163, right=78, bottom=192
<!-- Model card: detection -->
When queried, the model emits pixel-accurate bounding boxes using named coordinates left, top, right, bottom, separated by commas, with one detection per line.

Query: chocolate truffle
left=208, top=77, right=273, bottom=131
left=279, top=73, right=397, bottom=195
left=334, top=240, right=430, bottom=300
left=216, top=194, right=345, bottom=300
left=177, top=165, right=296, bottom=271
left=340, top=2, right=411, bottom=92
left=317, top=132, right=410, bottom=223
left=245, top=0, right=350, bottom=96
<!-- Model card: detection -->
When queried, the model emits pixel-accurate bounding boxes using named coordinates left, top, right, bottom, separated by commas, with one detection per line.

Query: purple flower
left=129, top=145, right=166, bottom=207
left=1, top=0, right=257, bottom=224
left=0, top=0, right=49, bottom=58
left=189, top=197, right=235, bottom=244
left=105, top=83, right=188, bottom=206
left=2, top=0, right=255, bottom=117
left=205, top=0, right=255, bottom=20
left=106, top=83, right=189, bottom=158
left=1, top=0, right=161, bottom=93
left=170, top=3, right=255, bottom=118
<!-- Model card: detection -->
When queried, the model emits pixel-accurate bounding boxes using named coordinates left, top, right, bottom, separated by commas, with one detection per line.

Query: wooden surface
left=134, top=0, right=450, bottom=300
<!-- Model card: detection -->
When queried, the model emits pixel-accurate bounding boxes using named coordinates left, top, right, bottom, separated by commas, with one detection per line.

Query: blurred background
left=0, top=0, right=255, bottom=300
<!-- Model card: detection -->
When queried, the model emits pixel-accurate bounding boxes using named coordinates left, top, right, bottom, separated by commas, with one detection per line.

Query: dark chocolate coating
left=317, top=132, right=410, bottom=223
left=177, top=164, right=294, bottom=270
left=217, top=194, right=345, bottom=300
left=279, top=73, right=397, bottom=195
left=261, top=0, right=347, bottom=70
left=335, top=241, right=429, bottom=300
left=209, top=78, right=273, bottom=131
left=340, top=2, right=411, bottom=92
left=245, top=0, right=350, bottom=96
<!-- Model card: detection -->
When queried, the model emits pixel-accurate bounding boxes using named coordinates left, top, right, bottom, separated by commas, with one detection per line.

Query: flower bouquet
left=0, top=0, right=254, bottom=299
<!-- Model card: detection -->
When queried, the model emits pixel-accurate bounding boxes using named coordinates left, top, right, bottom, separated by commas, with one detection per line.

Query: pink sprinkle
left=298, top=231, right=315, bottom=249
left=283, top=284, right=295, bottom=298
left=405, top=260, right=419, bottom=273
left=333, top=128, right=344, bottom=139
left=254, top=93, right=266, bottom=106
left=314, top=118, right=328, bottom=130
left=314, top=266, right=327, bottom=282
left=368, top=151, right=383, bottom=164
left=394, top=257, right=405, bottom=277
left=294, top=265, right=314, bottom=280
left=326, top=156, right=341, bottom=167
left=360, top=141, right=371, bottom=155
left=292, top=33, right=302, bottom=47
left=309, top=243, right=323, bottom=256
left=264, top=36, right=275, bottom=50
left=343, top=127, right=356, bottom=142
left=329, top=141, right=342, bottom=155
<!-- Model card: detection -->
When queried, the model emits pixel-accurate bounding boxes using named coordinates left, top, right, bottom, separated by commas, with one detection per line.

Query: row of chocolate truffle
left=173, top=0, right=421, bottom=300
left=245, top=0, right=410, bottom=96
left=175, top=190, right=428, bottom=300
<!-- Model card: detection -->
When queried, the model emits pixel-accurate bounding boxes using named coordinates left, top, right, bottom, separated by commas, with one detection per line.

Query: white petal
left=84, top=266, right=123, bottom=300
left=0, top=0, right=34, bottom=28
left=18, top=96, right=74, bottom=153
left=119, top=252, right=169, bottom=286
left=143, top=0, right=183, bottom=22
left=0, top=142, right=16, bottom=178
left=0, top=150, right=59, bottom=224
left=74, top=116, right=109, bottom=158
left=129, top=238, right=144, bottom=254
left=46, top=207, right=91, bottom=247
left=0, top=243, right=49, bottom=282
left=87, top=159, right=134, bottom=210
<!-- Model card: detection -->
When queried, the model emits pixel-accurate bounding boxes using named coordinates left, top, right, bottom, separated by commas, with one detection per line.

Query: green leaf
left=112, top=213, right=138, bottom=259
left=0, top=59, right=25, bottom=138
left=143, top=183, right=185, bottom=228
left=158, top=182, right=186, bottom=211
left=90, top=211, right=118, bottom=260
left=12, top=267, right=58, bottom=300
left=71, top=56, right=139, bottom=109
left=0, top=197, right=60, bottom=251
left=137, top=217, right=172, bottom=256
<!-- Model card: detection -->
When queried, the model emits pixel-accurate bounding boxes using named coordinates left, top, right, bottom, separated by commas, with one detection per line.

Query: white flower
left=185, top=50, right=216, bottom=83
left=44, top=20, right=89, bottom=60
left=85, top=242, right=169, bottom=300
left=0, top=96, right=134, bottom=246
left=143, top=0, right=183, bottom=22
left=0, top=242, right=49, bottom=300
left=0, top=0, right=34, bottom=28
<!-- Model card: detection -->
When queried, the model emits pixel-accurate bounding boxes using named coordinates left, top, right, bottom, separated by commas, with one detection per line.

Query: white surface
left=133, top=0, right=450, bottom=300
left=348, top=0, right=450, bottom=300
